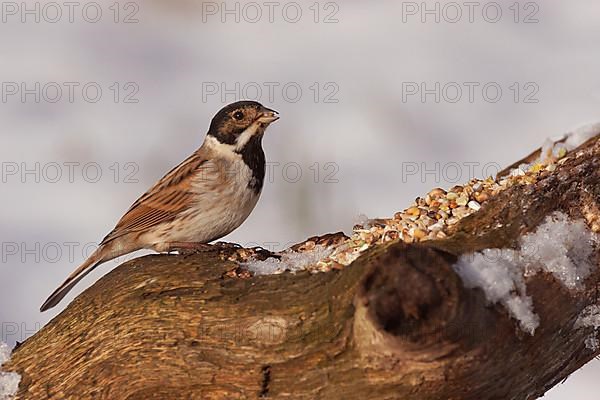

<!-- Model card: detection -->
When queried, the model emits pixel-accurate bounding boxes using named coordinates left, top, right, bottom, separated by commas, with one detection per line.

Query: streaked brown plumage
left=40, top=101, right=279, bottom=311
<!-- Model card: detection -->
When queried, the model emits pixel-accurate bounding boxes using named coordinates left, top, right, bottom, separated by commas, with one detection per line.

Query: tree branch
left=4, top=135, right=600, bottom=400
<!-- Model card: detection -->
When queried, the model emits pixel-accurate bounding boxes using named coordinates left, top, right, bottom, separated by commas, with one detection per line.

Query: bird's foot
left=213, top=241, right=243, bottom=250
left=163, top=241, right=242, bottom=255
left=163, top=242, right=214, bottom=255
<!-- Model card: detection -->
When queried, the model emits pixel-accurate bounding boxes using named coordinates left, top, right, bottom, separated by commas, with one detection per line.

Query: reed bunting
left=41, top=101, right=279, bottom=311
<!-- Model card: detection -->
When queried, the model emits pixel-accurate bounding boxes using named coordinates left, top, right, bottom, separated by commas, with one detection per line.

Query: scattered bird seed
left=232, top=133, right=596, bottom=274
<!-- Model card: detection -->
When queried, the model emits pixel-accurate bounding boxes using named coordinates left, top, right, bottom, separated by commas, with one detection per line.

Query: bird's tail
left=40, top=241, right=131, bottom=312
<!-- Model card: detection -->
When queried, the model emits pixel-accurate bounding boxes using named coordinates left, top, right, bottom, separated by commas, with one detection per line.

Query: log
left=3, top=135, right=600, bottom=400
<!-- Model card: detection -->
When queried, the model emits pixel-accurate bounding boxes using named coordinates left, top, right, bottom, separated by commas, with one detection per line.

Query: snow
left=520, top=213, right=597, bottom=290
left=455, top=248, right=540, bottom=334
left=540, top=138, right=556, bottom=164
left=576, top=305, right=600, bottom=330
left=576, top=305, right=600, bottom=351
left=244, top=245, right=333, bottom=276
left=536, top=122, right=600, bottom=165
left=565, top=122, right=600, bottom=150
left=454, top=212, right=598, bottom=335
left=0, top=342, right=20, bottom=400
left=354, top=213, right=371, bottom=227
left=510, top=164, right=529, bottom=177
left=584, top=337, right=599, bottom=352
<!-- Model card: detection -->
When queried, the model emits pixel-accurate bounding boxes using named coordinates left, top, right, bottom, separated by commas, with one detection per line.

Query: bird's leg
left=212, top=241, right=243, bottom=250
left=161, top=242, right=214, bottom=255
left=158, top=242, right=243, bottom=256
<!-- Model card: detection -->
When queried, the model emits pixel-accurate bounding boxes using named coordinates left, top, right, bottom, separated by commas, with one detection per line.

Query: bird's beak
left=257, top=107, right=280, bottom=124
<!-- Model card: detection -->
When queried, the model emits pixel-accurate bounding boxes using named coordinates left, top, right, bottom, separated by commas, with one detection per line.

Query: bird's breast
left=180, top=156, right=262, bottom=243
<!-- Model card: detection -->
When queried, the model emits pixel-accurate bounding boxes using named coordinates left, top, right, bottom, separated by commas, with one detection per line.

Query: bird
left=40, top=100, right=279, bottom=311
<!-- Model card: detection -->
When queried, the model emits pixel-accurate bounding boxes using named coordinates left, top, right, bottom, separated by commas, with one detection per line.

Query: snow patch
left=576, top=305, right=600, bottom=329
left=564, top=122, right=600, bottom=150
left=576, top=305, right=600, bottom=351
left=0, top=342, right=20, bottom=400
left=354, top=213, right=371, bottom=227
left=520, top=212, right=597, bottom=289
left=244, top=245, right=333, bottom=276
left=537, top=122, right=600, bottom=165
left=454, top=212, right=598, bottom=335
left=455, top=248, right=539, bottom=334
left=584, top=336, right=599, bottom=352
left=540, top=138, right=559, bottom=164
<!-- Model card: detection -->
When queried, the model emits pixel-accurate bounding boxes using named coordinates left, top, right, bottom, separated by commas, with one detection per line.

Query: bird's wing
left=100, top=151, right=214, bottom=244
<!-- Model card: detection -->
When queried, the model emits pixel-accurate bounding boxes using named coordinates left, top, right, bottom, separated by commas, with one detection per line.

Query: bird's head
left=207, top=101, right=279, bottom=150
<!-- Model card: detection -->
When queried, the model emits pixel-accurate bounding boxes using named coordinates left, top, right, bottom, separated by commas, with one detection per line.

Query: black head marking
left=206, top=101, right=278, bottom=193
left=207, top=101, right=265, bottom=145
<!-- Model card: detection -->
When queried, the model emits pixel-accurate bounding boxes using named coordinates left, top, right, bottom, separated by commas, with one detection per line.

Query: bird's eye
left=233, top=111, right=244, bottom=121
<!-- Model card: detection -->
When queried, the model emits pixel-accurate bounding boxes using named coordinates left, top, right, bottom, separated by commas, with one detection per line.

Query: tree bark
left=4, top=136, right=600, bottom=400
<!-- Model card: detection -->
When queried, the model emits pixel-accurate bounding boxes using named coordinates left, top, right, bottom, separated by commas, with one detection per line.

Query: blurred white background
left=1, top=1, right=599, bottom=397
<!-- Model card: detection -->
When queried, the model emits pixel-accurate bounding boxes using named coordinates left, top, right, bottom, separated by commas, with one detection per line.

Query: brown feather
left=101, top=151, right=208, bottom=244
